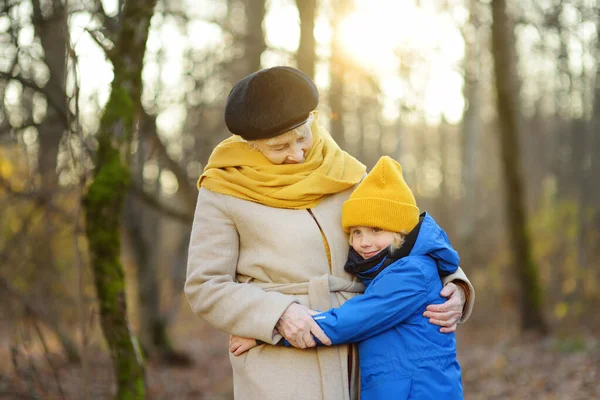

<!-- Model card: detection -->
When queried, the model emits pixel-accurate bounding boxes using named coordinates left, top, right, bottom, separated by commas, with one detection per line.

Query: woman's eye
left=352, top=230, right=360, bottom=236
left=297, top=136, right=306, bottom=142
left=274, top=146, right=286, bottom=151
left=372, top=228, right=381, bottom=233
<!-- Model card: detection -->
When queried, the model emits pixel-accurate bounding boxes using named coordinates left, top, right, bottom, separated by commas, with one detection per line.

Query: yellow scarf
left=198, top=112, right=366, bottom=209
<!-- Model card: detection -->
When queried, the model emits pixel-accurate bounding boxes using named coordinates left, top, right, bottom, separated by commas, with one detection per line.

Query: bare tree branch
left=0, top=175, right=76, bottom=224
left=0, top=274, right=80, bottom=363
left=0, top=72, right=72, bottom=124
left=65, top=27, right=92, bottom=399
left=84, top=27, right=114, bottom=59
left=130, top=182, right=192, bottom=222
left=90, top=0, right=120, bottom=36
left=141, top=114, right=197, bottom=213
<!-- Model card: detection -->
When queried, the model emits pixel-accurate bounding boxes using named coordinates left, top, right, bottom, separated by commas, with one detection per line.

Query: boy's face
left=349, top=226, right=395, bottom=259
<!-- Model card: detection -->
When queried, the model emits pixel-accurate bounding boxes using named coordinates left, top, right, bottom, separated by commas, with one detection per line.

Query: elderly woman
left=185, top=66, right=474, bottom=400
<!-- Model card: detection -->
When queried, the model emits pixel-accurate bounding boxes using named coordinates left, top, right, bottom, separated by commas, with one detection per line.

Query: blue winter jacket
left=313, top=213, right=463, bottom=400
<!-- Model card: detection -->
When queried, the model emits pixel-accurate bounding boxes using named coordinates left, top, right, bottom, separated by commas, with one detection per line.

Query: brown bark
left=31, top=0, right=67, bottom=190
left=82, top=0, right=157, bottom=398
left=295, top=0, right=316, bottom=79
left=124, top=123, right=162, bottom=359
left=31, top=0, right=79, bottom=363
left=243, top=0, right=266, bottom=75
left=491, top=0, right=548, bottom=334
left=460, top=0, right=481, bottom=240
left=590, top=11, right=600, bottom=207
left=328, top=1, right=351, bottom=151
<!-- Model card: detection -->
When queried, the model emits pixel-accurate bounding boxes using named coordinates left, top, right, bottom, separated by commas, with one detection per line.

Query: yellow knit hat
left=342, top=156, right=420, bottom=233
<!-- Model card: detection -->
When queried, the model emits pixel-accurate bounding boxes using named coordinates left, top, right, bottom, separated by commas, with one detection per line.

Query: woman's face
left=349, top=227, right=395, bottom=259
left=254, top=123, right=314, bottom=165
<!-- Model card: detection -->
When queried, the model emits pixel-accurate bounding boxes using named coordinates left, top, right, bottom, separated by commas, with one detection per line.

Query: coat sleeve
left=313, top=262, right=428, bottom=345
left=441, top=267, right=475, bottom=324
left=184, top=188, right=296, bottom=344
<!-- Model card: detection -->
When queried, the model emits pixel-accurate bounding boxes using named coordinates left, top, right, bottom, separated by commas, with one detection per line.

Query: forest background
left=1, top=0, right=599, bottom=398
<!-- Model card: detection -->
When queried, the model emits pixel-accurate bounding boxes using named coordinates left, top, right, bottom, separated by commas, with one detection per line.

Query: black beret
left=224, top=66, right=319, bottom=140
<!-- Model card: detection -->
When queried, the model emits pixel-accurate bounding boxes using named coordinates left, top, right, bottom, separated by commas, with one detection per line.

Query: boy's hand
left=423, top=282, right=465, bottom=333
left=229, top=335, right=258, bottom=356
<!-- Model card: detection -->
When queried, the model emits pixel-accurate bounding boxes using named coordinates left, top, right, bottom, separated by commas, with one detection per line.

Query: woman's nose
left=286, top=147, right=304, bottom=163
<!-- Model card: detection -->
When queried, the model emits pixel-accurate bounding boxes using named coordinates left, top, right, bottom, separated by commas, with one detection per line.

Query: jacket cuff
left=258, top=297, right=298, bottom=344
left=442, top=266, right=475, bottom=324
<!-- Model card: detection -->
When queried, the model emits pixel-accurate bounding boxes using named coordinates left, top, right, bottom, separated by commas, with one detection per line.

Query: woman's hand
left=276, top=303, right=332, bottom=348
left=423, top=282, right=465, bottom=333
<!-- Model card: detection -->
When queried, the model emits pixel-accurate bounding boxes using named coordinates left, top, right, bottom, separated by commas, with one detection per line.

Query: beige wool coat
left=185, top=186, right=474, bottom=400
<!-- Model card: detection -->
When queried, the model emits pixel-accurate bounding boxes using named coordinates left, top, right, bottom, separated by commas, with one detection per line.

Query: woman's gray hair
left=244, top=112, right=315, bottom=150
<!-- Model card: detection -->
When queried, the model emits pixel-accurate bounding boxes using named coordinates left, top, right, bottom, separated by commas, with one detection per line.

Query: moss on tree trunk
left=82, top=0, right=157, bottom=398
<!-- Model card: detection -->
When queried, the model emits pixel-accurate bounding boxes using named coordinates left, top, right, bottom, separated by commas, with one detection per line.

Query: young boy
left=230, top=156, right=463, bottom=399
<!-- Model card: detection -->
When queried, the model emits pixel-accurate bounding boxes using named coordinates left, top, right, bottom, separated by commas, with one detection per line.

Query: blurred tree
left=0, top=0, right=80, bottom=362
left=85, top=1, right=192, bottom=364
left=244, top=0, right=266, bottom=74
left=459, top=0, right=482, bottom=241
left=228, top=0, right=266, bottom=81
left=82, top=0, right=157, bottom=398
left=591, top=8, right=600, bottom=210
left=295, top=0, right=317, bottom=78
left=31, top=0, right=83, bottom=363
left=329, top=0, right=351, bottom=151
left=31, top=0, right=67, bottom=191
left=354, top=77, right=384, bottom=168
left=437, top=117, right=452, bottom=230
left=551, top=1, right=578, bottom=200
left=491, top=0, right=548, bottom=334
left=124, top=116, right=165, bottom=360
left=124, top=112, right=192, bottom=363
left=578, top=5, right=600, bottom=279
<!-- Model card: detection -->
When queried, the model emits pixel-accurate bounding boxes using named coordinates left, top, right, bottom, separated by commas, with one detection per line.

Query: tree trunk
left=580, top=9, right=600, bottom=295
left=590, top=11, right=600, bottom=209
left=31, top=0, right=80, bottom=363
left=295, top=0, right=316, bottom=79
left=459, top=0, right=480, bottom=241
left=328, top=1, right=351, bottom=151
left=243, top=0, right=266, bottom=75
left=491, top=0, right=548, bottom=334
left=130, top=114, right=180, bottom=360
left=82, top=0, right=157, bottom=398
left=124, top=189, right=171, bottom=358
left=438, top=118, right=451, bottom=230
left=123, top=134, right=162, bottom=360
left=555, top=20, right=575, bottom=200
left=32, top=0, right=67, bottom=191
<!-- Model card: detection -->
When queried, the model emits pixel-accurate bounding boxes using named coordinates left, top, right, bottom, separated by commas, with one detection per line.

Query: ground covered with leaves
left=459, top=326, right=599, bottom=400
left=1, top=314, right=599, bottom=399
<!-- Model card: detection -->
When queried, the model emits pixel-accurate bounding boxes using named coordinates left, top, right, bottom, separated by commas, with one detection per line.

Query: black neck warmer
left=344, top=216, right=424, bottom=280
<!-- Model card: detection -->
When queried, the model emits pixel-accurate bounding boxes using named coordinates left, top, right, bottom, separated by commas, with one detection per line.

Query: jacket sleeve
left=184, top=188, right=296, bottom=344
left=441, top=267, right=475, bottom=324
left=313, top=262, right=428, bottom=345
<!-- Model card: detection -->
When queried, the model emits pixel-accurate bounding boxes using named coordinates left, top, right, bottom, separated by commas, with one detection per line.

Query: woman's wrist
left=451, top=280, right=470, bottom=312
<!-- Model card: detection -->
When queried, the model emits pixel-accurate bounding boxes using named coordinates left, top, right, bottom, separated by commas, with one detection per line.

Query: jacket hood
left=409, top=213, right=459, bottom=276
left=344, top=212, right=459, bottom=286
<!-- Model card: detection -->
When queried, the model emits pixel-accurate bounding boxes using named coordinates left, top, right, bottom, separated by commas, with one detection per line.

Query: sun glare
left=336, top=0, right=466, bottom=124
left=338, top=1, right=422, bottom=74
